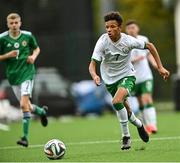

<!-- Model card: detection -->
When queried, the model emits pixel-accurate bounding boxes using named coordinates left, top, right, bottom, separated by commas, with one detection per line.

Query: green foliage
left=117, top=0, right=175, bottom=65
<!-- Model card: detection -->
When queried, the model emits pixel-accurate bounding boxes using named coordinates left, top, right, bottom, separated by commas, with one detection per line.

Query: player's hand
left=93, top=75, right=101, bottom=86
left=27, top=55, right=35, bottom=64
left=6, top=50, right=18, bottom=58
left=158, top=66, right=170, bottom=81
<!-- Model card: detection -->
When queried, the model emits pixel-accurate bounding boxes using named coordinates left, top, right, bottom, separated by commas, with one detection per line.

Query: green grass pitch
left=0, top=103, right=180, bottom=162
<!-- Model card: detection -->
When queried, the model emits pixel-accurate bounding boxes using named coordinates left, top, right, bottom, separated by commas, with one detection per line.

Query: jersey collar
left=8, top=30, right=22, bottom=40
left=108, top=33, right=122, bottom=45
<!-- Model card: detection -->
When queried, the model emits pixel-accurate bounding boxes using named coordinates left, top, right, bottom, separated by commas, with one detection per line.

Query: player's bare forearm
left=146, top=43, right=163, bottom=69
left=27, top=47, right=40, bottom=64
left=0, top=50, right=17, bottom=61
left=89, top=60, right=97, bottom=78
left=31, top=47, right=40, bottom=60
left=0, top=54, right=9, bottom=61
left=147, top=53, right=158, bottom=69
left=89, top=60, right=101, bottom=86
left=146, top=42, right=170, bottom=80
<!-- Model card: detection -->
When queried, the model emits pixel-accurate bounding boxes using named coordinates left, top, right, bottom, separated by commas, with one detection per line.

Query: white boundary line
left=0, top=136, right=180, bottom=150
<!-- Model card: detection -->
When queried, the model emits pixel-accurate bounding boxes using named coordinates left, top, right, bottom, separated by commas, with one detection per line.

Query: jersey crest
left=14, top=42, right=20, bottom=48
left=22, top=40, right=27, bottom=47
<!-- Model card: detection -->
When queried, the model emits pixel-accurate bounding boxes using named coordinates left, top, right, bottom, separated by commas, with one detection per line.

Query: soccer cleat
left=151, top=126, right=158, bottom=134
left=145, top=125, right=152, bottom=135
left=146, top=125, right=158, bottom=134
left=121, top=136, right=131, bottom=150
left=137, top=125, right=149, bottom=143
left=17, top=137, right=28, bottom=147
left=40, top=106, right=48, bottom=127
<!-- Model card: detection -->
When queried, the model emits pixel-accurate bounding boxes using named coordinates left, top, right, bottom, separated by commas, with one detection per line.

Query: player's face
left=105, top=20, right=121, bottom=42
left=7, top=18, right=21, bottom=32
left=125, top=24, right=139, bottom=37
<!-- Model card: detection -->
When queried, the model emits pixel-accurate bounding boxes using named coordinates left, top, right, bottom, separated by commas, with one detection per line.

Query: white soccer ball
left=44, top=139, right=66, bottom=159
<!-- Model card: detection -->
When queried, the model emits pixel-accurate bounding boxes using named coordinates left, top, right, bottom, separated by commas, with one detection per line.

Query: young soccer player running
left=0, top=13, right=48, bottom=147
left=89, top=11, right=170, bottom=150
left=125, top=20, right=158, bottom=134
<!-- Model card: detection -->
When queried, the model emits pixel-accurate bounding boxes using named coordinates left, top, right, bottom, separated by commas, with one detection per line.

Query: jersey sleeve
left=143, top=36, right=149, bottom=43
left=91, top=36, right=104, bottom=62
left=141, top=36, right=150, bottom=55
left=29, top=34, right=38, bottom=50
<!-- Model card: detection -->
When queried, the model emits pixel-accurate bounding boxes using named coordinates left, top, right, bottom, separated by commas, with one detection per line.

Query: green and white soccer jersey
left=0, top=30, right=38, bottom=85
left=130, top=35, right=153, bottom=84
left=91, top=33, right=146, bottom=85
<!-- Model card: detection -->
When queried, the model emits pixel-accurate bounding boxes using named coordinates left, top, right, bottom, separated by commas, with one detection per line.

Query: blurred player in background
left=0, top=13, right=48, bottom=147
left=89, top=11, right=169, bottom=150
left=125, top=20, right=158, bottom=134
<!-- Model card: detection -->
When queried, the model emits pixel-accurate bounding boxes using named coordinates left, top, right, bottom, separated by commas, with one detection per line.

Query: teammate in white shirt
left=89, top=11, right=170, bottom=150
left=125, top=20, right=159, bottom=134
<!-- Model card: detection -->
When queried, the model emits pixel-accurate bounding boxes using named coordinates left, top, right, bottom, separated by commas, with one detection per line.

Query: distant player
left=125, top=20, right=158, bottom=134
left=0, top=13, right=48, bottom=147
left=89, top=11, right=170, bottom=150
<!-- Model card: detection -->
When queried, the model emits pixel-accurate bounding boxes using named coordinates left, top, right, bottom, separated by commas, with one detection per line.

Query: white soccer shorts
left=12, top=80, right=34, bottom=101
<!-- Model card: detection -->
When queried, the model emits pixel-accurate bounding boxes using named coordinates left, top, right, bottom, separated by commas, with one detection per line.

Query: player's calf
left=128, top=112, right=149, bottom=142
left=31, top=104, right=48, bottom=127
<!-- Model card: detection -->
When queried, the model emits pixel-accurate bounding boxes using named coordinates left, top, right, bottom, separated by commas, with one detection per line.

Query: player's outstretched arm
left=27, top=47, right=40, bottom=64
left=0, top=50, right=17, bottom=61
left=146, top=42, right=170, bottom=80
left=147, top=53, right=158, bottom=69
left=89, top=60, right=101, bottom=86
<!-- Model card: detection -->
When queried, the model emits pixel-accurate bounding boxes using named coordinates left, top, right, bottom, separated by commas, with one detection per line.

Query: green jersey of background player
left=0, top=13, right=48, bottom=147
left=89, top=11, right=170, bottom=150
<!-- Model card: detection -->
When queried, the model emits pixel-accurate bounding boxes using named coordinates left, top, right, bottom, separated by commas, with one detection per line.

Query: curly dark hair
left=104, top=11, right=123, bottom=26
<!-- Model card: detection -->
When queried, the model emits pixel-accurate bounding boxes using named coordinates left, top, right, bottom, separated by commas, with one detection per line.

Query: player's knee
left=145, top=97, right=152, bottom=104
left=112, top=97, right=123, bottom=105
left=20, top=102, right=30, bottom=112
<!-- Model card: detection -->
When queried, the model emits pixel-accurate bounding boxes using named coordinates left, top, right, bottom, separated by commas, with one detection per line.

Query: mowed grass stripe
left=0, top=136, right=180, bottom=150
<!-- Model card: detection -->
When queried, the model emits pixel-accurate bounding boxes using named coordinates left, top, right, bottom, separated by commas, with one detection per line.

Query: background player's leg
left=31, top=104, right=46, bottom=116
left=23, top=80, right=48, bottom=126
left=30, top=103, right=48, bottom=127
left=141, top=93, right=157, bottom=134
left=17, top=95, right=31, bottom=147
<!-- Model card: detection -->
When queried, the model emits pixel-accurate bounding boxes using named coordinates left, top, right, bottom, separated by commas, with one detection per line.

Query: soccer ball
left=44, top=139, right=66, bottom=159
